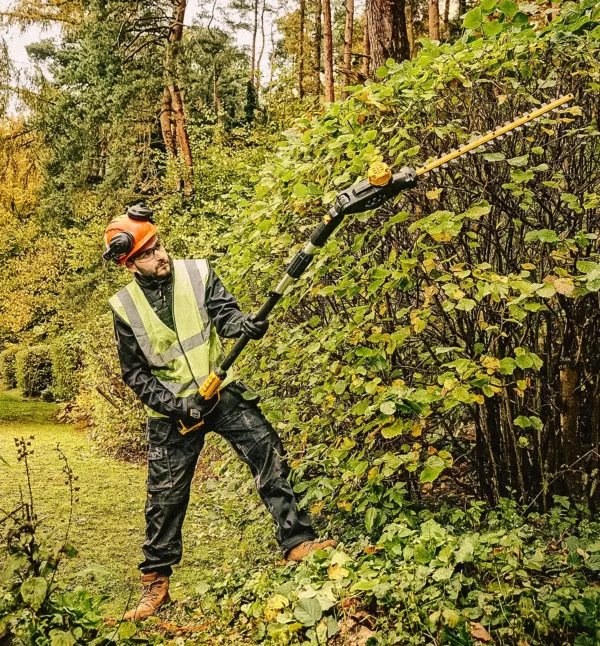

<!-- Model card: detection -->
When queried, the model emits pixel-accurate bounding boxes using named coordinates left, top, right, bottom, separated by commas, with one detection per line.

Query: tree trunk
left=298, top=0, right=305, bottom=100
left=342, top=0, right=354, bottom=98
left=250, top=0, right=259, bottom=85
left=560, top=364, right=582, bottom=496
left=168, top=84, right=193, bottom=170
left=361, top=10, right=370, bottom=79
left=322, top=0, right=335, bottom=102
left=213, top=65, right=222, bottom=128
left=170, top=0, right=186, bottom=41
left=429, top=0, right=440, bottom=40
left=405, top=0, right=415, bottom=57
left=313, top=0, right=322, bottom=95
left=256, top=0, right=267, bottom=92
left=443, top=0, right=450, bottom=38
left=159, top=87, right=177, bottom=158
left=367, top=0, right=410, bottom=71
left=164, top=0, right=192, bottom=192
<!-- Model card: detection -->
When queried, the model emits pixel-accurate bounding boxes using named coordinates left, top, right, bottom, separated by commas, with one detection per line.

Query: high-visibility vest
left=108, top=259, right=234, bottom=418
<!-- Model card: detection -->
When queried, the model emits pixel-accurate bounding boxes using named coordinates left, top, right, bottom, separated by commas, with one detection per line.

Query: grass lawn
left=0, top=389, right=275, bottom=623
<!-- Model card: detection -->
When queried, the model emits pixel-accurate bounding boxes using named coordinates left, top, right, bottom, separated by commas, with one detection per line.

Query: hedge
left=15, top=345, right=53, bottom=398
left=51, top=334, right=83, bottom=402
left=0, top=345, right=20, bottom=389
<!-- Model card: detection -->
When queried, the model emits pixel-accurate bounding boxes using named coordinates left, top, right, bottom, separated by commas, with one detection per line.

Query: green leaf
left=293, top=183, right=308, bottom=198
left=455, top=536, right=476, bottom=563
left=514, top=416, right=532, bottom=429
left=529, top=416, right=543, bottom=431
left=463, top=7, right=483, bottom=29
left=507, top=154, right=529, bottom=167
left=50, top=631, right=76, bottom=646
left=118, top=622, right=137, bottom=640
left=375, top=66, right=388, bottom=79
left=480, top=0, right=497, bottom=11
left=510, top=168, right=535, bottom=183
left=0, top=554, right=28, bottom=585
left=525, top=229, right=560, bottom=244
left=381, top=421, right=405, bottom=439
left=585, top=555, right=600, bottom=571
left=499, top=357, right=517, bottom=375
left=577, top=261, right=598, bottom=274
left=420, top=456, right=446, bottom=483
left=21, top=577, right=48, bottom=610
left=482, top=152, right=505, bottom=162
left=498, top=0, right=518, bottom=16
left=379, top=401, right=396, bottom=416
left=483, top=21, right=503, bottom=37
left=294, top=598, right=323, bottom=626
left=455, top=298, right=476, bottom=312
left=365, top=507, right=378, bottom=532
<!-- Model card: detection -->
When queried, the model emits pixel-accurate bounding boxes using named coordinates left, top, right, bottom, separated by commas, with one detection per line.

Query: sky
left=1, top=0, right=275, bottom=78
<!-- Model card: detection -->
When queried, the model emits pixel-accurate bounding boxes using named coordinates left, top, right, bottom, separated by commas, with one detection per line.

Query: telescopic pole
left=193, top=94, right=573, bottom=408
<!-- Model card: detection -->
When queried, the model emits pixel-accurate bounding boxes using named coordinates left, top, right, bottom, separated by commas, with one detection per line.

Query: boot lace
left=140, top=580, right=163, bottom=605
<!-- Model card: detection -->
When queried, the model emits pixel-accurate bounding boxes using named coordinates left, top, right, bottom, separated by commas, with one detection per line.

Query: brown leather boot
left=286, top=539, right=338, bottom=562
left=123, top=573, right=171, bottom=621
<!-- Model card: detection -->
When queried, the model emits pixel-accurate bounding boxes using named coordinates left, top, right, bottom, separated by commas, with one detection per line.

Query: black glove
left=180, top=392, right=215, bottom=426
left=241, top=314, right=269, bottom=340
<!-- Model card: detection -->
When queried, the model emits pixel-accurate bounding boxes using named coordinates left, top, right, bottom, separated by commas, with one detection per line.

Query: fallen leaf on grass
left=470, top=622, right=494, bottom=642
left=330, top=617, right=374, bottom=646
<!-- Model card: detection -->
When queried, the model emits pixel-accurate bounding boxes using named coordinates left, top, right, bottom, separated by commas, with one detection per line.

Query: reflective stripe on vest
left=109, top=259, right=234, bottom=417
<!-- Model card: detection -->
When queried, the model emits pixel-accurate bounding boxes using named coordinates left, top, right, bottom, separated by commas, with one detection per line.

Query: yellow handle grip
left=199, top=371, right=224, bottom=400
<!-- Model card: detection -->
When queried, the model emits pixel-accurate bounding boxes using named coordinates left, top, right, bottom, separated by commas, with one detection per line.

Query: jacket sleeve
left=113, top=313, right=187, bottom=419
left=203, top=261, right=247, bottom=339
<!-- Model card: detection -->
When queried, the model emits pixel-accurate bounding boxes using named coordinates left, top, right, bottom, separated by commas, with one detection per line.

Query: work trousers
left=139, top=382, right=316, bottom=576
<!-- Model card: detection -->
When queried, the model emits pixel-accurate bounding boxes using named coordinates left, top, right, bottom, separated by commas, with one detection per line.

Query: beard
left=135, top=259, right=171, bottom=280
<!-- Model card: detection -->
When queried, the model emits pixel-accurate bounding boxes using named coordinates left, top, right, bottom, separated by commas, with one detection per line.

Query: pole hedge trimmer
left=183, top=94, right=574, bottom=431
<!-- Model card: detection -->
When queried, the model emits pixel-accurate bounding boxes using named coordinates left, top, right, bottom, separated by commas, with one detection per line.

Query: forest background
left=1, top=0, right=600, bottom=644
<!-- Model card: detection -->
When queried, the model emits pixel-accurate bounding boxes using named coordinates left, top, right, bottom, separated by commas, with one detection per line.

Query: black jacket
left=113, top=259, right=246, bottom=419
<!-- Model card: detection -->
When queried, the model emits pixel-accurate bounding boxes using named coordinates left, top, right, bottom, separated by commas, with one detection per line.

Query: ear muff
left=127, top=202, right=154, bottom=223
left=103, top=231, right=135, bottom=263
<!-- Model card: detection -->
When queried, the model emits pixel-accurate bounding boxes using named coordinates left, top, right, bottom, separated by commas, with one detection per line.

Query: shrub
left=51, top=333, right=84, bottom=402
left=0, top=345, right=19, bottom=389
left=218, top=0, right=600, bottom=514
left=15, top=345, right=53, bottom=398
left=71, top=314, right=146, bottom=459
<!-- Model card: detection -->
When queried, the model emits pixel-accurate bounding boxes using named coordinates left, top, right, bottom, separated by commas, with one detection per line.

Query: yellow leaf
left=422, top=257, right=436, bottom=274
left=310, top=501, right=325, bottom=515
left=432, top=232, right=453, bottom=242
left=328, top=563, right=349, bottom=580
left=367, top=466, right=379, bottom=480
left=264, top=594, right=289, bottom=620
left=426, top=188, right=443, bottom=200
left=411, top=422, right=422, bottom=437
left=522, top=263, right=536, bottom=270
left=337, top=501, right=353, bottom=512
left=481, top=356, right=501, bottom=371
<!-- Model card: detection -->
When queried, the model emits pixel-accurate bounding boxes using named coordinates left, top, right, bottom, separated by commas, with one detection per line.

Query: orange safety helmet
left=103, top=203, right=158, bottom=265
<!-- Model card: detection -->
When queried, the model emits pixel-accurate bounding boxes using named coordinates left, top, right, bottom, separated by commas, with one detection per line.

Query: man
left=105, top=203, right=336, bottom=621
